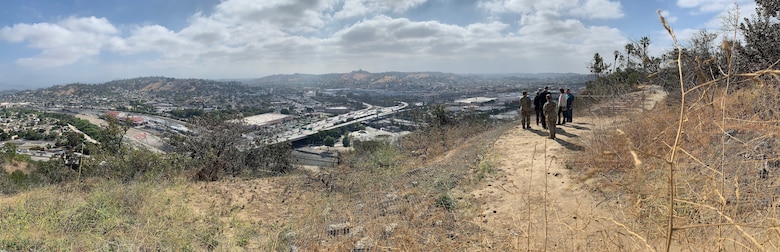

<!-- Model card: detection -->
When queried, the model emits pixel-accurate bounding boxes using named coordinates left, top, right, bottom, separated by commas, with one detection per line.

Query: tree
left=428, top=104, right=453, bottom=127
left=625, top=43, right=636, bottom=69
left=689, top=30, right=720, bottom=87
left=585, top=67, right=641, bottom=95
left=245, top=142, right=294, bottom=176
left=323, top=136, right=336, bottom=147
left=182, top=115, right=247, bottom=181
left=589, top=53, right=610, bottom=77
left=178, top=113, right=293, bottom=181
left=3, top=142, right=16, bottom=160
left=342, top=135, right=351, bottom=147
left=65, top=131, right=84, bottom=150
left=613, top=50, right=620, bottom=72
left=98, top=116, right=129, bottom=154
left=652, top=30, right=726, bottom=93
left=637, top=36, right=660, bottom=73
left=639, top=36, right=650, bottom=56
left=737, top=0, right=780, bottom=71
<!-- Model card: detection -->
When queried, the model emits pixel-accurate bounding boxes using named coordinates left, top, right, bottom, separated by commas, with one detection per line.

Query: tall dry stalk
left=718, top=4, right=739, bottom=250
left=658, top=10, right=684, bottom=252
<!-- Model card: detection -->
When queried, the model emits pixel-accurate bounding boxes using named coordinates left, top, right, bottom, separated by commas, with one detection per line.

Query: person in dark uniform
left=533, top=88, right=543, bottom=126
left=565, top=89, right=574, bottom=122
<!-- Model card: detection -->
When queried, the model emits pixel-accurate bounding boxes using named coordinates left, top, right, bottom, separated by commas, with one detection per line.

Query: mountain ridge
left=4, top=71, right=593, bottom=96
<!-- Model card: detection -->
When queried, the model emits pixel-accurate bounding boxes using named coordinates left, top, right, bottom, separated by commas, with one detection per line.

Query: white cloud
left=334, top=0, right=428, bottom=19
left=212, top=0, right=332, bottom=32
left=570, top=0, right=623, bottom=19
left=332, top=15, right=470, bottom=55
left=655, top=1, right=756, bottom=49
left=658, top=10, right=678, bottom=24
left=479, top=0, right=623, bottom=19
left=514, top=10, right=625, bottom=62
left=335, top=0, right=372, bottom=19
left=0, top=16, right=117, bottom=67
left=179, top=15, right=231, bottom=45
left=326, top=13, right=624, bottom=73
left=60, top=16, right=118, bottom=35
left=519, top=11, right=586, bottom=39
left=121, top=25, right=196, bottom=57
left=479, top=0, right=569, bottom=15
left=676, top=0, right=753, bottom=14
left=0, top=0, right=631, bottom=82
left=704, top=1, right=757, bottom=31
left=377, top=0, right=428, bottom=12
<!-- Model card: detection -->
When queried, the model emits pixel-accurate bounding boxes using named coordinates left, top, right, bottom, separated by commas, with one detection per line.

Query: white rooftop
left=242, top=113, right=292, bottom=126
left=454, top=97, right=496, bottom=104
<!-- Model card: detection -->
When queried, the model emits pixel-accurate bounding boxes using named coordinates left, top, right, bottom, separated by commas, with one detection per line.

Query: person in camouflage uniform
left=543, top=94, right=557, bottom=139
left=519, top=91, right=533, bottom=129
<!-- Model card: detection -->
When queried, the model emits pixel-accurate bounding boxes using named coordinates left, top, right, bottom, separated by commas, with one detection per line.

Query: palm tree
left=640, top=37, right=650, bottom=54
left=639, top=37, right=651, bottom=71
left=613, top=50, right=620, bottom=72
left=624, top=43, right=636, bottom=69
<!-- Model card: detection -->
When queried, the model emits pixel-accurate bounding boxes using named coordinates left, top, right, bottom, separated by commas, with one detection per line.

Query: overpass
left=265, top=102, right=408, bottom=144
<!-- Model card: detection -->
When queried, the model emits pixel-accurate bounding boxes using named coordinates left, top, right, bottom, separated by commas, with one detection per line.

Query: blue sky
left=0, top=0, right=757, bottom=90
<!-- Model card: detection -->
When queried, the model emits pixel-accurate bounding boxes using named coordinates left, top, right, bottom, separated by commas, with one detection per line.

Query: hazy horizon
left=0, top=70, right=594, bottom=91
left=1, top=0, right=756, bottom=90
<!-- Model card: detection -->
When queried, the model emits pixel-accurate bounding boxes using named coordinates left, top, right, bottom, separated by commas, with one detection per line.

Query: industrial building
left=241, top=113, right=294, bottom=128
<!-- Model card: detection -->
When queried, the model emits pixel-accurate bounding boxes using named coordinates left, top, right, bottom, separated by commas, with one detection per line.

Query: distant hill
left=245, top=70, right=460, bottom=88
left=7, top=72, right=593, bottom=99
left=30, top=77, right=246, bottom=97
left=0, top=89, right=20, bottom=95
left=244, top=70, right=592, bottom=90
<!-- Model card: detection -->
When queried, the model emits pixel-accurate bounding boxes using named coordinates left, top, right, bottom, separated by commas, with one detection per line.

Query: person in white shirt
left=557, top=88, right=567, bottom=125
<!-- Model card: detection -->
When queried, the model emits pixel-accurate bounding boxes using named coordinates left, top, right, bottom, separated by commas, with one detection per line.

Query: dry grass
left=6, top=81, right=779, bottom=251
left=2, top=81, right=778, bottom=250
left=0, top=116, right=509, bottom=251
left=539, top=89, right=775, bottom=251
left=569, top=68, right=780, bottom=251
left=279, top=121, right=511, bottom=251
left=3, top=14, right=780, bottom=249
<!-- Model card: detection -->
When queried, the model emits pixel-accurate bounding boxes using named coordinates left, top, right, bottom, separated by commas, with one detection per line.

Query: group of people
left=518, top=86, right=574, bottom=140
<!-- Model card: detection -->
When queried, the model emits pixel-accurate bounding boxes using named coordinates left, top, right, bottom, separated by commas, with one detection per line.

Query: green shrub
left=9, top=170, right=29, bottom=187
left=436, top=194, right=455, bottom=212
left=34, top=160, right=76, bottom=184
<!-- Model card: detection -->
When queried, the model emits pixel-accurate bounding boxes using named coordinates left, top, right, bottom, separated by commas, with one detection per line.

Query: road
left=66, top=102, right=407, bottom=151
left=74, top=114, right=167, bottom=153
left=267, top=102, right=408, bottom=144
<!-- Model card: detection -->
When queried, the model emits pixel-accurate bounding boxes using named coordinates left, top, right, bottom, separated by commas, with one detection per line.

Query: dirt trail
left=471, top=86, right=666, bottom=250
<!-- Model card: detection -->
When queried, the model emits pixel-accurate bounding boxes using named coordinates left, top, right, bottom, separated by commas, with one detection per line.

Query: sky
left=0, top=0, right=758, bottom=90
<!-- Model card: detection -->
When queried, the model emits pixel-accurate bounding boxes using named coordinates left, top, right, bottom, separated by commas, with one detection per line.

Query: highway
left=57, top=103, right=407, bottom=150
left=266, top=102, right=408, bottom=144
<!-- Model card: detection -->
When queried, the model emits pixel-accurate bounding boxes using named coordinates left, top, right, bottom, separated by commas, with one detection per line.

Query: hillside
left=33, top=77, right=246, bottom=97
left=244, top=70, right=593, bottom=90
left=2, top=80, right=779, bottom=250
left=472, top=85, right=668, bottom=250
